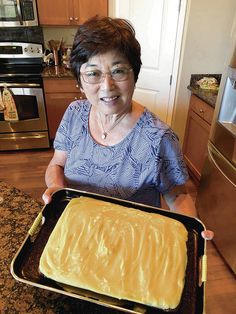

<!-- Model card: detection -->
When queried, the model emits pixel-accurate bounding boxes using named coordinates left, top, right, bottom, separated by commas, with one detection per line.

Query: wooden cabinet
left=37, top=0, right=108, bottom=26
left=183, top=94, right=214, bottom=184
left=44, top=78, right=85, bottom=140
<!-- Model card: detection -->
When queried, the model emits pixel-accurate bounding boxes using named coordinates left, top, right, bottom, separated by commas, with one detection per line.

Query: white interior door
left=109, top=0, right=181, bottom=123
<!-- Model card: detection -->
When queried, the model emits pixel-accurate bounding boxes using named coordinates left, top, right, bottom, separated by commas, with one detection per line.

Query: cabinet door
left=190, top=94, right=214, bottom=124
left=73, top=0, right=108, bottom=24
left=37, top=0, right=108, bottom=26
left=183, top=110, right=211, bottom=181
left=45, top=92, right=80, bottom=139
left=37, top=0, right=71, bottom=25
left=43, top=79, right=80, bottom=93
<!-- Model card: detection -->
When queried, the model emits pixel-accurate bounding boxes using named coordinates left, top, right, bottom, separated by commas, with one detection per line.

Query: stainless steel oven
left=0, top=42, right=49, bottom=150
left=0, top=0, right=38, bottom=27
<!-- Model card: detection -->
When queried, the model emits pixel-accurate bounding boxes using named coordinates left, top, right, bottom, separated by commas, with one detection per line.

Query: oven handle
left=0, top=134, right=47, bottom=140
left=0, top=83, right=41, bottom=88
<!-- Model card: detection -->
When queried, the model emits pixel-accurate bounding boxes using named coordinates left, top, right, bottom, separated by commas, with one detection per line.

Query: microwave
left=0, top=0, right=38, bottom=27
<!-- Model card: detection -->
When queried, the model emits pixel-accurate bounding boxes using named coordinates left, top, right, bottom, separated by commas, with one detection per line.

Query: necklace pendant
left=102, top=132, right=107, bottom=139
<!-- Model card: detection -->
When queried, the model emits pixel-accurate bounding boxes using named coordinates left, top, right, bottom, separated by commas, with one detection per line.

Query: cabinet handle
left=199, top=108, right=204, bottom=113
left=74, top=97, right=78, bottom=100
left=76, top=84, right=79, bottom=88
left=74, top=17, right=78, bottom=21
left=69, top=17, right=73, bottom=21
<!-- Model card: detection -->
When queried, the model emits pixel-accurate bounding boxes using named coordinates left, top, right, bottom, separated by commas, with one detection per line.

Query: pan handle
left=28, top=212, right=44, bottom=238
left=199, top=254, right=207, bottom=286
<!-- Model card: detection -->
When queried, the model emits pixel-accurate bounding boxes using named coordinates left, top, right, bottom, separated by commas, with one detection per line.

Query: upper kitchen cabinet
left=36, top=0, right=108, bottom=26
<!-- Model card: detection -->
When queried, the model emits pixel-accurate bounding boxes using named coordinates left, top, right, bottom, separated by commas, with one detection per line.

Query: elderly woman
left=42, top=16, right=213, bottom=239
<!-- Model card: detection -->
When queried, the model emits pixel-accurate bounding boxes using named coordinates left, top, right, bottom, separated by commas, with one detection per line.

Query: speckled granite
left=187, top=85, right=218, bottom=107
left=187, top=74, right=221, bottom=107
left=42, top=66, right=74, bottom=79
left=0, top=181, right=120, bottom=313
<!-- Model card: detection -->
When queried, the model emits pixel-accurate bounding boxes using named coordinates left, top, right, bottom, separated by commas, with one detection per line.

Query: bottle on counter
left=62, top=46, right=72, bottom=68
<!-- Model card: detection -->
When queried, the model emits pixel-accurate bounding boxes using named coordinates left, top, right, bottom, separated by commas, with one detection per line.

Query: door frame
left=167, top=0, right=188, bottom=125
left=108, top=0, right=188, bottom=126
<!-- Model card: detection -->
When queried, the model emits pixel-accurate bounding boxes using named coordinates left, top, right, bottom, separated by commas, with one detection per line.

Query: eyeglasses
left=80, top=67, right=133, bottom=84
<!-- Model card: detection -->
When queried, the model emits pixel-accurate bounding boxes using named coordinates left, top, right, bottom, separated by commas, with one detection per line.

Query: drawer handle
left=199, top=108, right=204, bottom=113
left=69, top=17, right=73, bottom=21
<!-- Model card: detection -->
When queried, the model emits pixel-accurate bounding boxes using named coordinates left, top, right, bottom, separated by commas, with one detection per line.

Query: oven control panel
left=0, top=42, right=43, bottom=58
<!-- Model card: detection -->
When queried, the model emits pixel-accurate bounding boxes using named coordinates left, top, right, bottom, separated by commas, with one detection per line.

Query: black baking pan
left=10, top=188, right=207, bottom=314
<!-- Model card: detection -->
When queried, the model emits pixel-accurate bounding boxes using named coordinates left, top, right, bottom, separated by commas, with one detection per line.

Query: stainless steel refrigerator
left=196, top=39, right=236, bottom=274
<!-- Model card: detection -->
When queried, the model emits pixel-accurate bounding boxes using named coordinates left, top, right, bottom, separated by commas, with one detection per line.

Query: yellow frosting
left=39, top=197, right=188, bottom=310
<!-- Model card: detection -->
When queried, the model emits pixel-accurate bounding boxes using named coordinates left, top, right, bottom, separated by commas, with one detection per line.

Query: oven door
left=0, top=78, right=49, bottom=150
left=0, top=0, right=38, bottom=27
left=0, top=82, right=47, bottom=133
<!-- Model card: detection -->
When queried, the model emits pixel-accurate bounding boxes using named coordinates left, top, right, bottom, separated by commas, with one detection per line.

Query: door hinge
left=169, top=74, right=173, bottom=85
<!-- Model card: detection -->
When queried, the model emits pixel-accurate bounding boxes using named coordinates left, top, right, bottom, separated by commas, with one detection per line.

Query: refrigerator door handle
left=208, top=143, right=236, bottom=187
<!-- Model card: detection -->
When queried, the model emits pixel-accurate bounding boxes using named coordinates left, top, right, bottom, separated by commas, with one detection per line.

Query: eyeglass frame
left=80, top=67, right=133, bottom=84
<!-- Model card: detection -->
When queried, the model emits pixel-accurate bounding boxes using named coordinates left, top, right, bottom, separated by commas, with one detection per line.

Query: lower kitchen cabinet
left=183, top=94, right=214, bottom=184
left=43, top=78, right=85, bottom=140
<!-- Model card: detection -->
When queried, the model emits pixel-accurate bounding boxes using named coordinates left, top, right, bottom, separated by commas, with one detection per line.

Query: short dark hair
left=70, top=15, right=142, bottom=85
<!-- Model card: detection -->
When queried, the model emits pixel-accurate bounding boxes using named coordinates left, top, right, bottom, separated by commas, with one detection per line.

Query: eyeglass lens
left=81, top=68, right=132, bottom=84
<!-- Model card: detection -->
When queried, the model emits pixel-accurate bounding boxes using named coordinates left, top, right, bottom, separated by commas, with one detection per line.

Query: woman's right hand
left=43, top=150, right=68, bottom=205
left=42, top=186, right=63, bottom=205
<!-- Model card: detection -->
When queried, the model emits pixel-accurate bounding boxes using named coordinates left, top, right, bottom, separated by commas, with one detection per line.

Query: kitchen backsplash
left=0, top=26, right=76, bottom=49
left=0, top=27, right=44, bottom=44
left=42, top=27, right=77, bottom=48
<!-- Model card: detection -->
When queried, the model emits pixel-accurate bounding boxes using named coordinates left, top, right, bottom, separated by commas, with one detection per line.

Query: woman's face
left=80, top=50, right=135, bottom=115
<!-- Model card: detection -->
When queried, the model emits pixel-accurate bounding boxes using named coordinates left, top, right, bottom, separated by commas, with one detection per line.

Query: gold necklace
left=98, top=111, right=128, bottom=139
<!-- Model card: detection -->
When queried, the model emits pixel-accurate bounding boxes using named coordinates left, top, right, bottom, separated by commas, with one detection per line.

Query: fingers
left=42, top=192, right=52, bottom=205
left=42, top=187, right=60, bottom=205
left=201, top=230, right=214, bottom=240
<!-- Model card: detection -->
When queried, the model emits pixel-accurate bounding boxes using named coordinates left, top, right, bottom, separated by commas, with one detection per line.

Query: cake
left=39, top=197, right=188, bottom=310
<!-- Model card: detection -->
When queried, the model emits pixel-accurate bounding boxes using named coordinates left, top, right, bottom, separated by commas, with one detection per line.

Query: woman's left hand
left=201, top=230, right=214, bottom=240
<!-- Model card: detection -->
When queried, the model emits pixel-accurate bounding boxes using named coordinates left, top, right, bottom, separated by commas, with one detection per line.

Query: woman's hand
left=163, top=185, right=214, bottom=240
left=42, top=186, right=62, bottom=205
left=43, top=149, right=68, bottom=204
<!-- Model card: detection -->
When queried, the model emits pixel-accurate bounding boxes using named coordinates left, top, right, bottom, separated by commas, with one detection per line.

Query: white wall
left=172, top=0, right=236, bottom=145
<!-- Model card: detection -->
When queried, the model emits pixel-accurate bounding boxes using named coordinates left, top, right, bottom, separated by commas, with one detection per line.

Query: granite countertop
left=187, top=74, right=221, bottom=108
left=0, top=181, right=119, bottom=313
left=42, top=65, right=75, bottom=79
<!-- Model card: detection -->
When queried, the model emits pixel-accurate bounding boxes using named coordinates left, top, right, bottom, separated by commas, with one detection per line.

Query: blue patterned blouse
left=54, top=100, right=189, bottom=207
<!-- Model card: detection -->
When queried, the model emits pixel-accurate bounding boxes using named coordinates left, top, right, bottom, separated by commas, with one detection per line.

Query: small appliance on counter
left=0, top=42, right=50, bottom=150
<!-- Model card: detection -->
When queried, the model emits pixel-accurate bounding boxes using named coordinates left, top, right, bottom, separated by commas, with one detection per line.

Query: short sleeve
left=53, top=100, right=88, bottom=152
left=53, top=106, right=71, bottom=152
left=156, top=130, right=189, bottom=194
